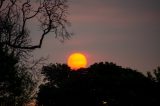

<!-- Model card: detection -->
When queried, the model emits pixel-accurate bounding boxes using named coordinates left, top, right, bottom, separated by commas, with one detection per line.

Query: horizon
left=32, top=0, right=160, bottom=73
left=1, top=0, right=160, bottom=105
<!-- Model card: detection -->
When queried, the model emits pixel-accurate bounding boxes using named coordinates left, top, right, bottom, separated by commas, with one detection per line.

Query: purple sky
left=33, top=0, right=160, bottom=73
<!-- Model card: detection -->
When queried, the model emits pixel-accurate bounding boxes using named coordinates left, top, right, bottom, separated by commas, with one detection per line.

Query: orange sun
left=67, top=53, right=87, bottom=70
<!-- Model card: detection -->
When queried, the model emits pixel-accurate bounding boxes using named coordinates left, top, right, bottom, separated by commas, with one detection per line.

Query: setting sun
left=67, top=53, right=87, bottom=70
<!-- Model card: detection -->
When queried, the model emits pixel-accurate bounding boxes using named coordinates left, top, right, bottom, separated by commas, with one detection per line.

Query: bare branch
left=0, top=0, right=71, bottom=51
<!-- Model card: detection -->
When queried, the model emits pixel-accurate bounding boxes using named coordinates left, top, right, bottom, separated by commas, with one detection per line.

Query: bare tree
left=0, top=0, right=71, bottom=53
left=0, top=1, right=70, bottom=104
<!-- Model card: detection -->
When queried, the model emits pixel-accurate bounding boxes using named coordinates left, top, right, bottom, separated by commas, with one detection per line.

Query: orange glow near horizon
left=67, top=53, right=87, bottom=70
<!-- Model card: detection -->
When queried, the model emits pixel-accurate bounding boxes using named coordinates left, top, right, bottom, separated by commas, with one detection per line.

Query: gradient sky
left=33, top=0, right=160, bottom=73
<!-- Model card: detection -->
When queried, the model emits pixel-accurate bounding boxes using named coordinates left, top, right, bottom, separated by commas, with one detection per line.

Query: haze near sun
left=67, top=53, right=87, bottom=70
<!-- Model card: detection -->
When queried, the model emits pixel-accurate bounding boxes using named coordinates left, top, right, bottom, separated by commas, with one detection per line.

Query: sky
left=33, top=0, right=160, bottom=73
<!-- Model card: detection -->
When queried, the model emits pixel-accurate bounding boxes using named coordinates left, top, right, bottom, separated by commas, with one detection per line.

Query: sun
left=67, top=53, right=87, bottom=70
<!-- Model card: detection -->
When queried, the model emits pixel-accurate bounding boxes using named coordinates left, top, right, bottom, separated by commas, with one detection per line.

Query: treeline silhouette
left=37, top=63, right=160, bottom=106
left=1, top=0, right=159, bottom=105
left=0, top=46, right=160, bottom=106
left=0, top=47, right=160, bottom=106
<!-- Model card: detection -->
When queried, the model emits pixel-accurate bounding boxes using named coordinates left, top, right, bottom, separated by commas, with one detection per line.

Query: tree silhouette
left=147, top=67, right=160, bottom=104
left=0, top=0, right=71, bottom=51
left=88, top=62, right=158, bottom=106
left=147, top=67, right=160, bottom=83
left=0, top=45, right=36, bottom=105
left=37, top=63, right=70, bottom=106
left=37, top=62, right=159, bottom=106
left=0, top=0, right=71, bottom=105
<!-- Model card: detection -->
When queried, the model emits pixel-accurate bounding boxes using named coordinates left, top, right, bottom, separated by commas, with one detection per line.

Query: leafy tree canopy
left=37, top=62, right=160, bottom=106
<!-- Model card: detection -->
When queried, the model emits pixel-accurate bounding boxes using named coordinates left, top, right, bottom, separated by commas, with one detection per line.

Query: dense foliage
left=0, top=45, right=36, bottom=105
left=37, top=62, right=160, bottom=106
